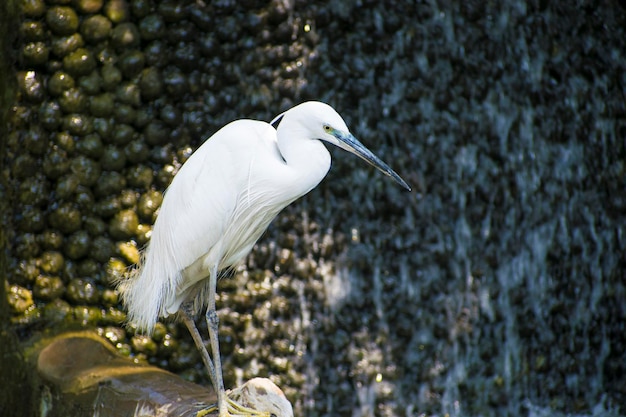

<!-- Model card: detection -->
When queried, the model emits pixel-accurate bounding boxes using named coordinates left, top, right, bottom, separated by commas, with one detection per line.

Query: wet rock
left=39, top=251, right=65, bottom=274
left=22, top=42, right=50, bottom=67
left=42, top=298, right=73, bottom=323
left=64, top=230, right=91, bottom=260
left=111, top=123, right=137, bottom=145
left=101, top=63, right=123, bottom=90
left=48, top=203, right=83, bottom=234
left=109, top=209, right=139, bottom=240
left=117, top=241, right=139, bottom=265
left=51, top=32, right=85, bottom=57
left=22, top=0, right=46, bottom=18
left=62, top=113, right=93, bottom=136
left=78, top=70, right=102, bottom=95
left=70, top=155, right=101, bottom=186
left=58, top=87, right=87, bottom=113
left=80, top=15, right=112, bottom=43
left=8, top=284, right=34, bottom=314
left=39, top=100, right=63, bottom=130
left=17, top=70, right=45, bottom=102
left=33, top=275, right=65, bottom=300
left=63, top=47, right=97, bottom=76
left=139, top=13, right=165, bottom=41
left=118, top=50, right=145, bottom=79
left=110, top=22, right=141, bottom=49
left=66, top=278, right=100, bottom=304
left=104, top=0, right=130, bottom=23
left=131, top=334, right=158, bottom=356
left=137, top=190, right=162, bottom=221
left=48, top=71, right=75, bottom=96
left=75, top=0, right=104, bottom=14
left=46, top=6, right=79, bottom=36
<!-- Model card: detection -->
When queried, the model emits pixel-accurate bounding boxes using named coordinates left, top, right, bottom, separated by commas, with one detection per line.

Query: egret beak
left=330, top=129, right=412, bottom=191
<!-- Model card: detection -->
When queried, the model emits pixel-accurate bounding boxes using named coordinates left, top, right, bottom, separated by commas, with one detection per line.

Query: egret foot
left=195, top=396, right=271, bottom=417
left=196, top=378, right=293, bottom=417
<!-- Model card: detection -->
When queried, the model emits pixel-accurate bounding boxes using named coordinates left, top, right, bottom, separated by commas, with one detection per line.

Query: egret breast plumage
left=117, top=101, right=410, bottom=417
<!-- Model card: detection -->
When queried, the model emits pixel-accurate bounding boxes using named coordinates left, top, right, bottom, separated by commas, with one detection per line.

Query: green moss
left=59, top=87, right=87, bottom=112
left=109, top=209, right=139, bottom=240
left=115, top=81, right=142, bottom=106
left=49, top=203, right=83, bottom=234
left=101, top=145, right=127, bottom=171
left=137, top=190, right=162, bottom=220
left=100, top=289, right=118, bottom=306
left=105, top=258, right=127, bottom=285
left=89, top=92, right=114, bottom=116
left=17, top=70, right=45, bottom=102
left=22, top=0, right=46, bottom=18
left=66, top=278, right=100, bottom=304
left=138, top=67, right=163, bottom=100
left=80, top=14, right=112, bottom=43
left=49, top=71, right=75, bottom=96
left=117, top=241, right=139, bottom=265
left=118, top=50, right=145, bottom=79
left=110, top=22, right=140, bottom=49
left=38, top=101, right=63, bottom=130
left=76, top=133, right=104, bottom=158
left=7, top=284, right=34, bottom=314
left=23, top=125, right=49, bottom=154
left=90, top=235, right=114, bottom=263
left=46, top=6, right=80, bottom=36
left=33, top=275, right=65, bottom=301
left=63, top=47, right=97, bottom=76
left=104, top=0, right=130, bottom=24
left=72, top=305, right=103, bottom=325
left=22, top=42, right=49, bottom=67
left=55, top=174, right=80, bottom=200
left=62, top=113, right=94, bottom=136
left=12, top=260, right=40, bottom=285
left=41, top=230, right=64, bottom=250
left=113, top=103, right=136, bottom=124
left=94, top=171, right=127, bottom=197
left=131, top=334, right=158, bottom=356
left=42, top=298, right=72, bottom=324
left=101, top=64, right=122, bottom=90
left=75, top=0, right=104, bottom=14
left=18, top=207, right=46, bottom=233
left=51, top=33, right=85, bottom=57
left=40, top=251, right=65, bottom=274
left=64, top=230, right=91, bottom=260
left=111, top=123, right=137, bottom=145
left=70, top=155, right=101, bottom=187
left=78, top=70, right=102, bottom=95
left=139, top=14, right=165, bottom=41
left=20, top=21, right=47, bottom=42
left=144, top=120, right=169, bottom=145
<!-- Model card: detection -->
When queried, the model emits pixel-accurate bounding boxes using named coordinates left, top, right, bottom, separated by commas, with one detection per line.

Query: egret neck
left=276, top=117, right=332, bottom=198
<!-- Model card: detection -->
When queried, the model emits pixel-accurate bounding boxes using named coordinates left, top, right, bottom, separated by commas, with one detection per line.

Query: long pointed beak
left=331, top=130, right=411, bottom=191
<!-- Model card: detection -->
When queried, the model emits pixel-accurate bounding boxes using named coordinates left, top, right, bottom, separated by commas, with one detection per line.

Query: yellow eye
left=323, top=125, right=331, bottom=132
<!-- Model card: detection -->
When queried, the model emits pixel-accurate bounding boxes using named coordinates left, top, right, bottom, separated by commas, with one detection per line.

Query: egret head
left=272, top=101, right=349, bottom=142
left=272, top=101, right=411, bottom=191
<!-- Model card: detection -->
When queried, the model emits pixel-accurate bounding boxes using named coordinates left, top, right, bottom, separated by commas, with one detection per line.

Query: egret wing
left=150, top=120, right=282, bottom=313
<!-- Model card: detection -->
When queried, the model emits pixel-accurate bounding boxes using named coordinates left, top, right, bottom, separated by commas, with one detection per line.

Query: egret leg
left=179, top=304, right=219, bottom=391
left=206, top=264, right=228, bottom=417
left=181, top=303, right=268, bottom=417
left=205, top=265, right=271, bottom=417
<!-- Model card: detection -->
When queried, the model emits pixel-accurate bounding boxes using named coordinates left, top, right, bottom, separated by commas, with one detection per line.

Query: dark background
left=2, top=0, right=625, bottom=416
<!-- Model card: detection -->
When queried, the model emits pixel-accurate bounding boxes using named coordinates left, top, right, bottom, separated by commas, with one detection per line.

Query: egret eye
left=323, top=125, right=332, bottom=133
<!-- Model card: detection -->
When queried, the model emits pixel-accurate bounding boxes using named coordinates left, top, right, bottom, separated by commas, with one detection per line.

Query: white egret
left=118, top=101, right=410, bottom=417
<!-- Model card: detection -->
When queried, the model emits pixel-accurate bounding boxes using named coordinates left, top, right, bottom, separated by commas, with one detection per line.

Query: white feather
left=117, top=101, right=403, bottom=334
